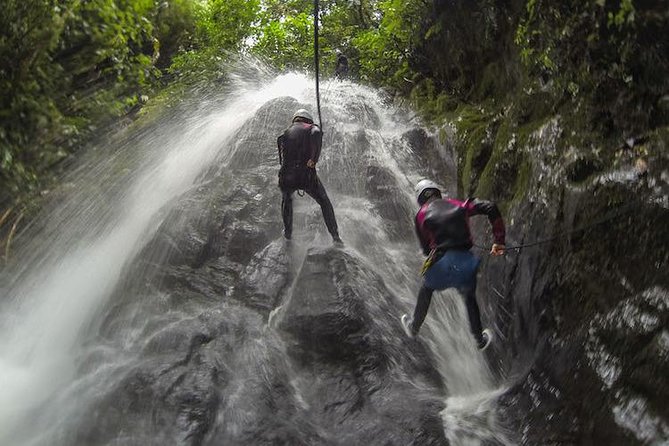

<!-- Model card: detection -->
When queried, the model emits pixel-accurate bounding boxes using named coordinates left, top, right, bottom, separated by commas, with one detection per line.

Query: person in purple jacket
left=401, top=179, right=506, bottom=350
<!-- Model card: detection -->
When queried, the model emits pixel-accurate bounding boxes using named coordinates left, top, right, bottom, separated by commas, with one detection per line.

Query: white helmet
left=414, top=179, right=442, bottom=204
left=292, top=109, right=314, bottom=123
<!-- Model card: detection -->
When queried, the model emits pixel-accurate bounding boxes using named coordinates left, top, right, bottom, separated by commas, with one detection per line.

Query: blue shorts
left=423, top=249, right=480, bottom=291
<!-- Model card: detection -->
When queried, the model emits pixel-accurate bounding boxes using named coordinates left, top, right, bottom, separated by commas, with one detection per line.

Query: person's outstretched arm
left=466, top=198, right=506, bottom=255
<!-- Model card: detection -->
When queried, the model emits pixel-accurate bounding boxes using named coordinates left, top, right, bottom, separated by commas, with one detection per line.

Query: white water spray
left=0, top=72, right=319, bottom=444
left=0, top=70, right=511, bottom=445
left=424, top=290, right=512, bottom=445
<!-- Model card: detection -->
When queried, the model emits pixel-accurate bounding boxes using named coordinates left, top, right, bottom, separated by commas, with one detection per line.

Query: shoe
left=401, top=314, right=415, bottom=338
left=283, top=229, right=292, bottom=240
left=332, top=235, right=344, bottom=246
left=478, top=328, right=493, bottom=351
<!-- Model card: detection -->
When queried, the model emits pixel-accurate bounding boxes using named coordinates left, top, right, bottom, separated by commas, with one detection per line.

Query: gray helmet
left=292, top=109, right=314, bottom=123
left=414, top=179, right=442, bottom=204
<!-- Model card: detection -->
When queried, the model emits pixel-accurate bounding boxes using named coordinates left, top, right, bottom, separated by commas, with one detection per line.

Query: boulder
left=276, top=246, right=449, bottom=445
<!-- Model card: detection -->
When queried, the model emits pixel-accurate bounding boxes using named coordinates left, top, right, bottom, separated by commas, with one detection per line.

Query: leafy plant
left=516, top=0, right=669, bottom=133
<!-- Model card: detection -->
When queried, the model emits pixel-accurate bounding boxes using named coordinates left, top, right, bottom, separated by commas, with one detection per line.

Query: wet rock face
left=81, top=242, right=449, bottom=446
left=235, top=239, right=292, bottom=312
left=278, top=248, right=371, bottom=360
left=401, top=127, right=455, bottom=186
left=78, top=307, right=330, bottom=446
left=228, top=96, right=299, bottom=170
left=67, top=97, right=450, bottom=446
left=276, top=246, right=448, bottom=446
left=50, top=86, right=667, bottom=445
left=586, top=286, right=669, bottom=443
left=365, top=164, right=415, bottom=241
left=480, top=122, right=669, bottom=444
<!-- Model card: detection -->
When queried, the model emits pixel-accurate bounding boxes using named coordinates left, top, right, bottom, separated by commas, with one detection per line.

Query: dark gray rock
left=75, top=306, right=332, bottom=446
left=365, top=163, right=414, bottom=241
left=276, top=247, right=448, bottom=446
left=401, top=127, right=454, bottom=184
left=61, top=93, right=456, bottom=446
left=235, top=238, right=292, bottom=314
left=228, top=96, right=300, bottom=171
left=482, top=123, right=669, bottom=445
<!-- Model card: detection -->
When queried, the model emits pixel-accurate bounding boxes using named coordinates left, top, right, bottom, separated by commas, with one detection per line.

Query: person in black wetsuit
left=277, top=109, right=342, bottom=245
left=401, top=179, right=506, bottom=350
left=334, top=54, right=349, bottom=79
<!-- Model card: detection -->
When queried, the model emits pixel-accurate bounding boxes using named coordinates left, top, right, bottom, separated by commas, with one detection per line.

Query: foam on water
left=0, top=71, right=317, bottom=443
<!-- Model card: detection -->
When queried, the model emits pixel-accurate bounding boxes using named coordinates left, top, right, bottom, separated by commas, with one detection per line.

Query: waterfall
left=0, top=67, right=510, bottom=445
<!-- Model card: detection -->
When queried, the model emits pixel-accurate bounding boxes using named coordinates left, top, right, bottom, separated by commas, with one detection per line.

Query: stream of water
left=0, top=68, right=511, bottom=445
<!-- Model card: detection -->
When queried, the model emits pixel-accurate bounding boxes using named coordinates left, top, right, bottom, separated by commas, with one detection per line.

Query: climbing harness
left=313, top=0, right=323, bottom=130
left=420, top=248, right=437, bottom=276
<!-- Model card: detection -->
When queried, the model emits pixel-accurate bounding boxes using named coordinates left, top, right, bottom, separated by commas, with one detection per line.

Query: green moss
left=473, top=62, right=509, bottom=102
left=438, top=127, right=449, bottom=145
left=511, top=88, right=558, bottom=125
left=409, top=79, right=459, bottom=124
left=435, top=92, right=458, bottom=117
left=470, top=117, right=547, bottom=211
left=447, top=105, right=498, bottom=196
left=511, top=156, right=533, bottom=206
left=464, top=132, right=494, bottom=195
left=474, top=118, right=515, bottom=200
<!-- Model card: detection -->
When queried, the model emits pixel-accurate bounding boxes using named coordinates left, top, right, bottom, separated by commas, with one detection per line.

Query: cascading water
left=0, top=66, right=512, bottom=445
left=428, top=293, right=513, bottom=444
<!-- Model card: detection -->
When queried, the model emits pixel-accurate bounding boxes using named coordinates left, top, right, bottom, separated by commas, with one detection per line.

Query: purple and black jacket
left=415, top=198, right=506, bottom=255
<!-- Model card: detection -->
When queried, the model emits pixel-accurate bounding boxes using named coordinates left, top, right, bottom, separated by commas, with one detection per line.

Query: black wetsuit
left=334, top=56, right=349, bottom=79
left=277, top=122, right=339, bottom=240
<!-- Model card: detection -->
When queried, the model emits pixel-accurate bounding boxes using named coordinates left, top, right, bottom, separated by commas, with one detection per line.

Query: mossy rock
left=449, top=105, right=498, bottom=196
left=564, top=154, right=606, bottom=183
left=409, top=79, right=458, bottom=124
left=473, top=61, right=517, bottom=103
left=473, top=118, right=519, bottom=200
left=510, top=156, right=533, bottom=206
left=512, top=88, right=558, bottom=125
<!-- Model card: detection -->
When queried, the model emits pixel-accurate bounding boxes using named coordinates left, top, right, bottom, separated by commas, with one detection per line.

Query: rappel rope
left=419, top=202, right=639, bottom=273
left=313, top=0, right=323, bottom=130
left=298, top=0, right=322, bottom=199
left=295, top=1, right=323, bottom=200
left=473, top=201, right=640, bottom=254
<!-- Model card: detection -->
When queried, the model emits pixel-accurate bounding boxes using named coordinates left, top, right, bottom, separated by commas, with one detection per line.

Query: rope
left=313, top=0, right=323, bottom=130
left=474, top=201, right=639, bottom=253
left=475, top=236, right=558, bottom=252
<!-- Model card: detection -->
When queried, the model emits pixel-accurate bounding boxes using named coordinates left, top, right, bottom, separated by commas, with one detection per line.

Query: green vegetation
left=516, top=0, right=669, bottom=133
left=393, top=0, right=669, bottom=201
left=0, top=0, right=377, bottom=209
left=0, top=0, right=260, bottom=207
left=1, top=0, right=155, bottom=201
left=2, top=0, right=667, bottom=217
